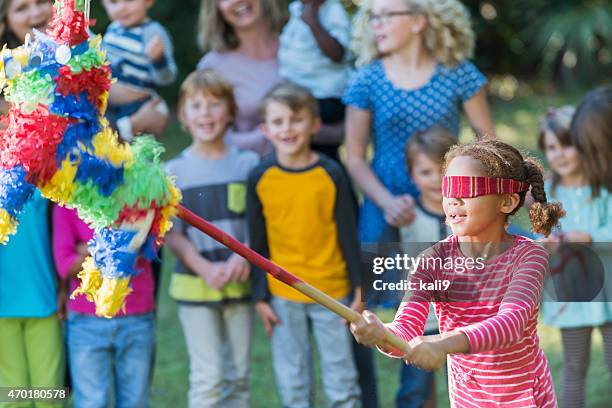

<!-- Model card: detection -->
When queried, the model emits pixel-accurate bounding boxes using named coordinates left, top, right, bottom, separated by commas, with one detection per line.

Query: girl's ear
left=411, top=14, right=427, bottom=34
left=500, top=193, right=521, bottom=214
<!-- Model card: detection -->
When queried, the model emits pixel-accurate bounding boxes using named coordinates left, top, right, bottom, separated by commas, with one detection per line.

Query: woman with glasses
left=344, top=0, right=495, bottom=244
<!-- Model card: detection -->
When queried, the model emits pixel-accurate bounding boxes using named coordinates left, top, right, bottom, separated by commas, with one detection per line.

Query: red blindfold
left=442, top=176, right=529, bottom=198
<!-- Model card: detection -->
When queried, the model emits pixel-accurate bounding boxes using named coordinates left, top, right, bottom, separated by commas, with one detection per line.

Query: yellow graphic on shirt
left=228, top=183, right=247, bottom=214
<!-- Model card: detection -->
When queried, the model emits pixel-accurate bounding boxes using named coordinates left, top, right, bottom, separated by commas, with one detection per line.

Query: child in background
left=53, top=205, right=156, bottom=408
left=539, top=91, right=612, bottom=408
left=0, top=193, right=65, bottom=408
left=344, top=0, right=495, bottom=243
left=351, top=139, right=564, bottom=406
left=165, top=70, right=258, bottom=408
left=387, top=126, right=455, bottom=408
left=279, top=0, right=352, bottom=161
left=248, top=83, right=362, bottom=407
left=397, top=127, right=455, bottom=243
left=101, top=0, right=177, bottom=141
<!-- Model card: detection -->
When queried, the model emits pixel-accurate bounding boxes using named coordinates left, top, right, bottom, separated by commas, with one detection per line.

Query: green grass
left=151, top=93, right=611, bottom=407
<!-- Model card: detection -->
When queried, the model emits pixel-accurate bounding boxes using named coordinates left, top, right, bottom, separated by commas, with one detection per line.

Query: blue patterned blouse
left=343, top=59, right=487, bottom=241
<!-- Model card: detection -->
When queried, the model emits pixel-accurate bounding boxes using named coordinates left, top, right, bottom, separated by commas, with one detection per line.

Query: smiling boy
left=247, top=82, right=362, bottom=407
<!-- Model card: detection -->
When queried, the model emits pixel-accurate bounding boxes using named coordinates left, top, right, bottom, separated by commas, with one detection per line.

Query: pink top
left=384, top=235, right=557, bottom=407
left=52, top=205, right=155, bottom=316
left=197, top=50, right=282, bottom=157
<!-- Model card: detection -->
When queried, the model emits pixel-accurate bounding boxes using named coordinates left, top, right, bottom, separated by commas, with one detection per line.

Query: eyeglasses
left=367, top=10, right=416, bottom=26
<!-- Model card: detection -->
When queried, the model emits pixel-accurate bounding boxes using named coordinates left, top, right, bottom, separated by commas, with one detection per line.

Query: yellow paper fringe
left=0, top=209, right=18, bottom=244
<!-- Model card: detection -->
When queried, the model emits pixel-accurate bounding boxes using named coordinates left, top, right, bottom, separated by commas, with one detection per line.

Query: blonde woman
left=197, top=0, right=287, bottom=157
left=344, top=0, right=495, bottom=243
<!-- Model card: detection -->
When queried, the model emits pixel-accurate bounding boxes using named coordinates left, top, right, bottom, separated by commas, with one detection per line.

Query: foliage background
left=89, top=0, right=612, bottom=104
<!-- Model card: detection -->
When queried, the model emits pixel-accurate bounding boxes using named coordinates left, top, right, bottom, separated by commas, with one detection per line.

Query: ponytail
left=523, top=158, right=565, bottom=236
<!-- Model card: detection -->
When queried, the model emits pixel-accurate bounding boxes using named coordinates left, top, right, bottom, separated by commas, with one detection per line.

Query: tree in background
left=90, top=0, right=611, bottom=102
left=464, top=0, right=612, bottom=87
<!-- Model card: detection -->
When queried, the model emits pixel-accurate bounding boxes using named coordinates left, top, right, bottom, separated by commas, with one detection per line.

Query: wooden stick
left=177, top=205, right=409, bottom=352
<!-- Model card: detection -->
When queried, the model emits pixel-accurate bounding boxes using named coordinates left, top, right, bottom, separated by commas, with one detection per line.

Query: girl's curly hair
left=444, top=139, right=565, bottom=237
left=352, top=0, right=475, bottom=67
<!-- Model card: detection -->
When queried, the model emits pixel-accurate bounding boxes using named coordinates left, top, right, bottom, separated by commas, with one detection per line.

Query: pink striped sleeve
left=458, top=245, right=548, bottom=353
left=378, top=258, right=436, bottom=357
left=378, top=301, right=431, bottom=357
left=52, top=205, right=79, bottom=280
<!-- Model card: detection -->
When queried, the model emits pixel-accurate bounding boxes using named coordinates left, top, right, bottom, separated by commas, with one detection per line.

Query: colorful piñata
left=0, top=0, right=181, bottom=317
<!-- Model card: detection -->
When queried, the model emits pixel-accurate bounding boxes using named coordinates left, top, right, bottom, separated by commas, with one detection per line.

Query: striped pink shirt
left=384, top=235, right=557, bottom=407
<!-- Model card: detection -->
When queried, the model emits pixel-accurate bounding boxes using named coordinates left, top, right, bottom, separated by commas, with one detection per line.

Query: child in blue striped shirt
left=101, top=0, right=177, bottom=140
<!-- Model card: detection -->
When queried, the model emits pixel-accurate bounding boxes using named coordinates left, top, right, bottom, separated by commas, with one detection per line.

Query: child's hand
left=382, top=194, right=415, bottom=227
left=146, top=35, right=165, bottom=62
left=350, top=310, right=387, bottom=347
left=201, top=261, right=230, bottom=290
left=301, top=0, right=324, bottom=27
left=130, top=98, right=170, bottom=138
left=225, top=254, right=250, bottom=283
left=404, top=336, right=447, bottom=371
left=255, top=301, right=280, bottom=337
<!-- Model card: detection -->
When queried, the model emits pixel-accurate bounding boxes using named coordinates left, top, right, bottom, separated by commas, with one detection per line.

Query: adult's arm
left=345, top=107, right=392, bottom=207
left=345, top=107, right=414, bottom=227
left=128, top=98, right=170, bottom=138
left=302, top=3, right=345, bottom=62
left=463, top=88, right=496, bottom=139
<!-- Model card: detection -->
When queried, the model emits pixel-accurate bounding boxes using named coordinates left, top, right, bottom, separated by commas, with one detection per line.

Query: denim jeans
left=396, top=329, right=439, bottom=408
left=396, top=363, right=434, bottom=408
left=270, top=297, right=361, bottom=408
left=66, top=312, right=155, bottom=408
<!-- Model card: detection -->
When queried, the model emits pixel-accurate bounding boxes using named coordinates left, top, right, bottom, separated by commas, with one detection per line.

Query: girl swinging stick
left=351, top=140, right=565, bottom=407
